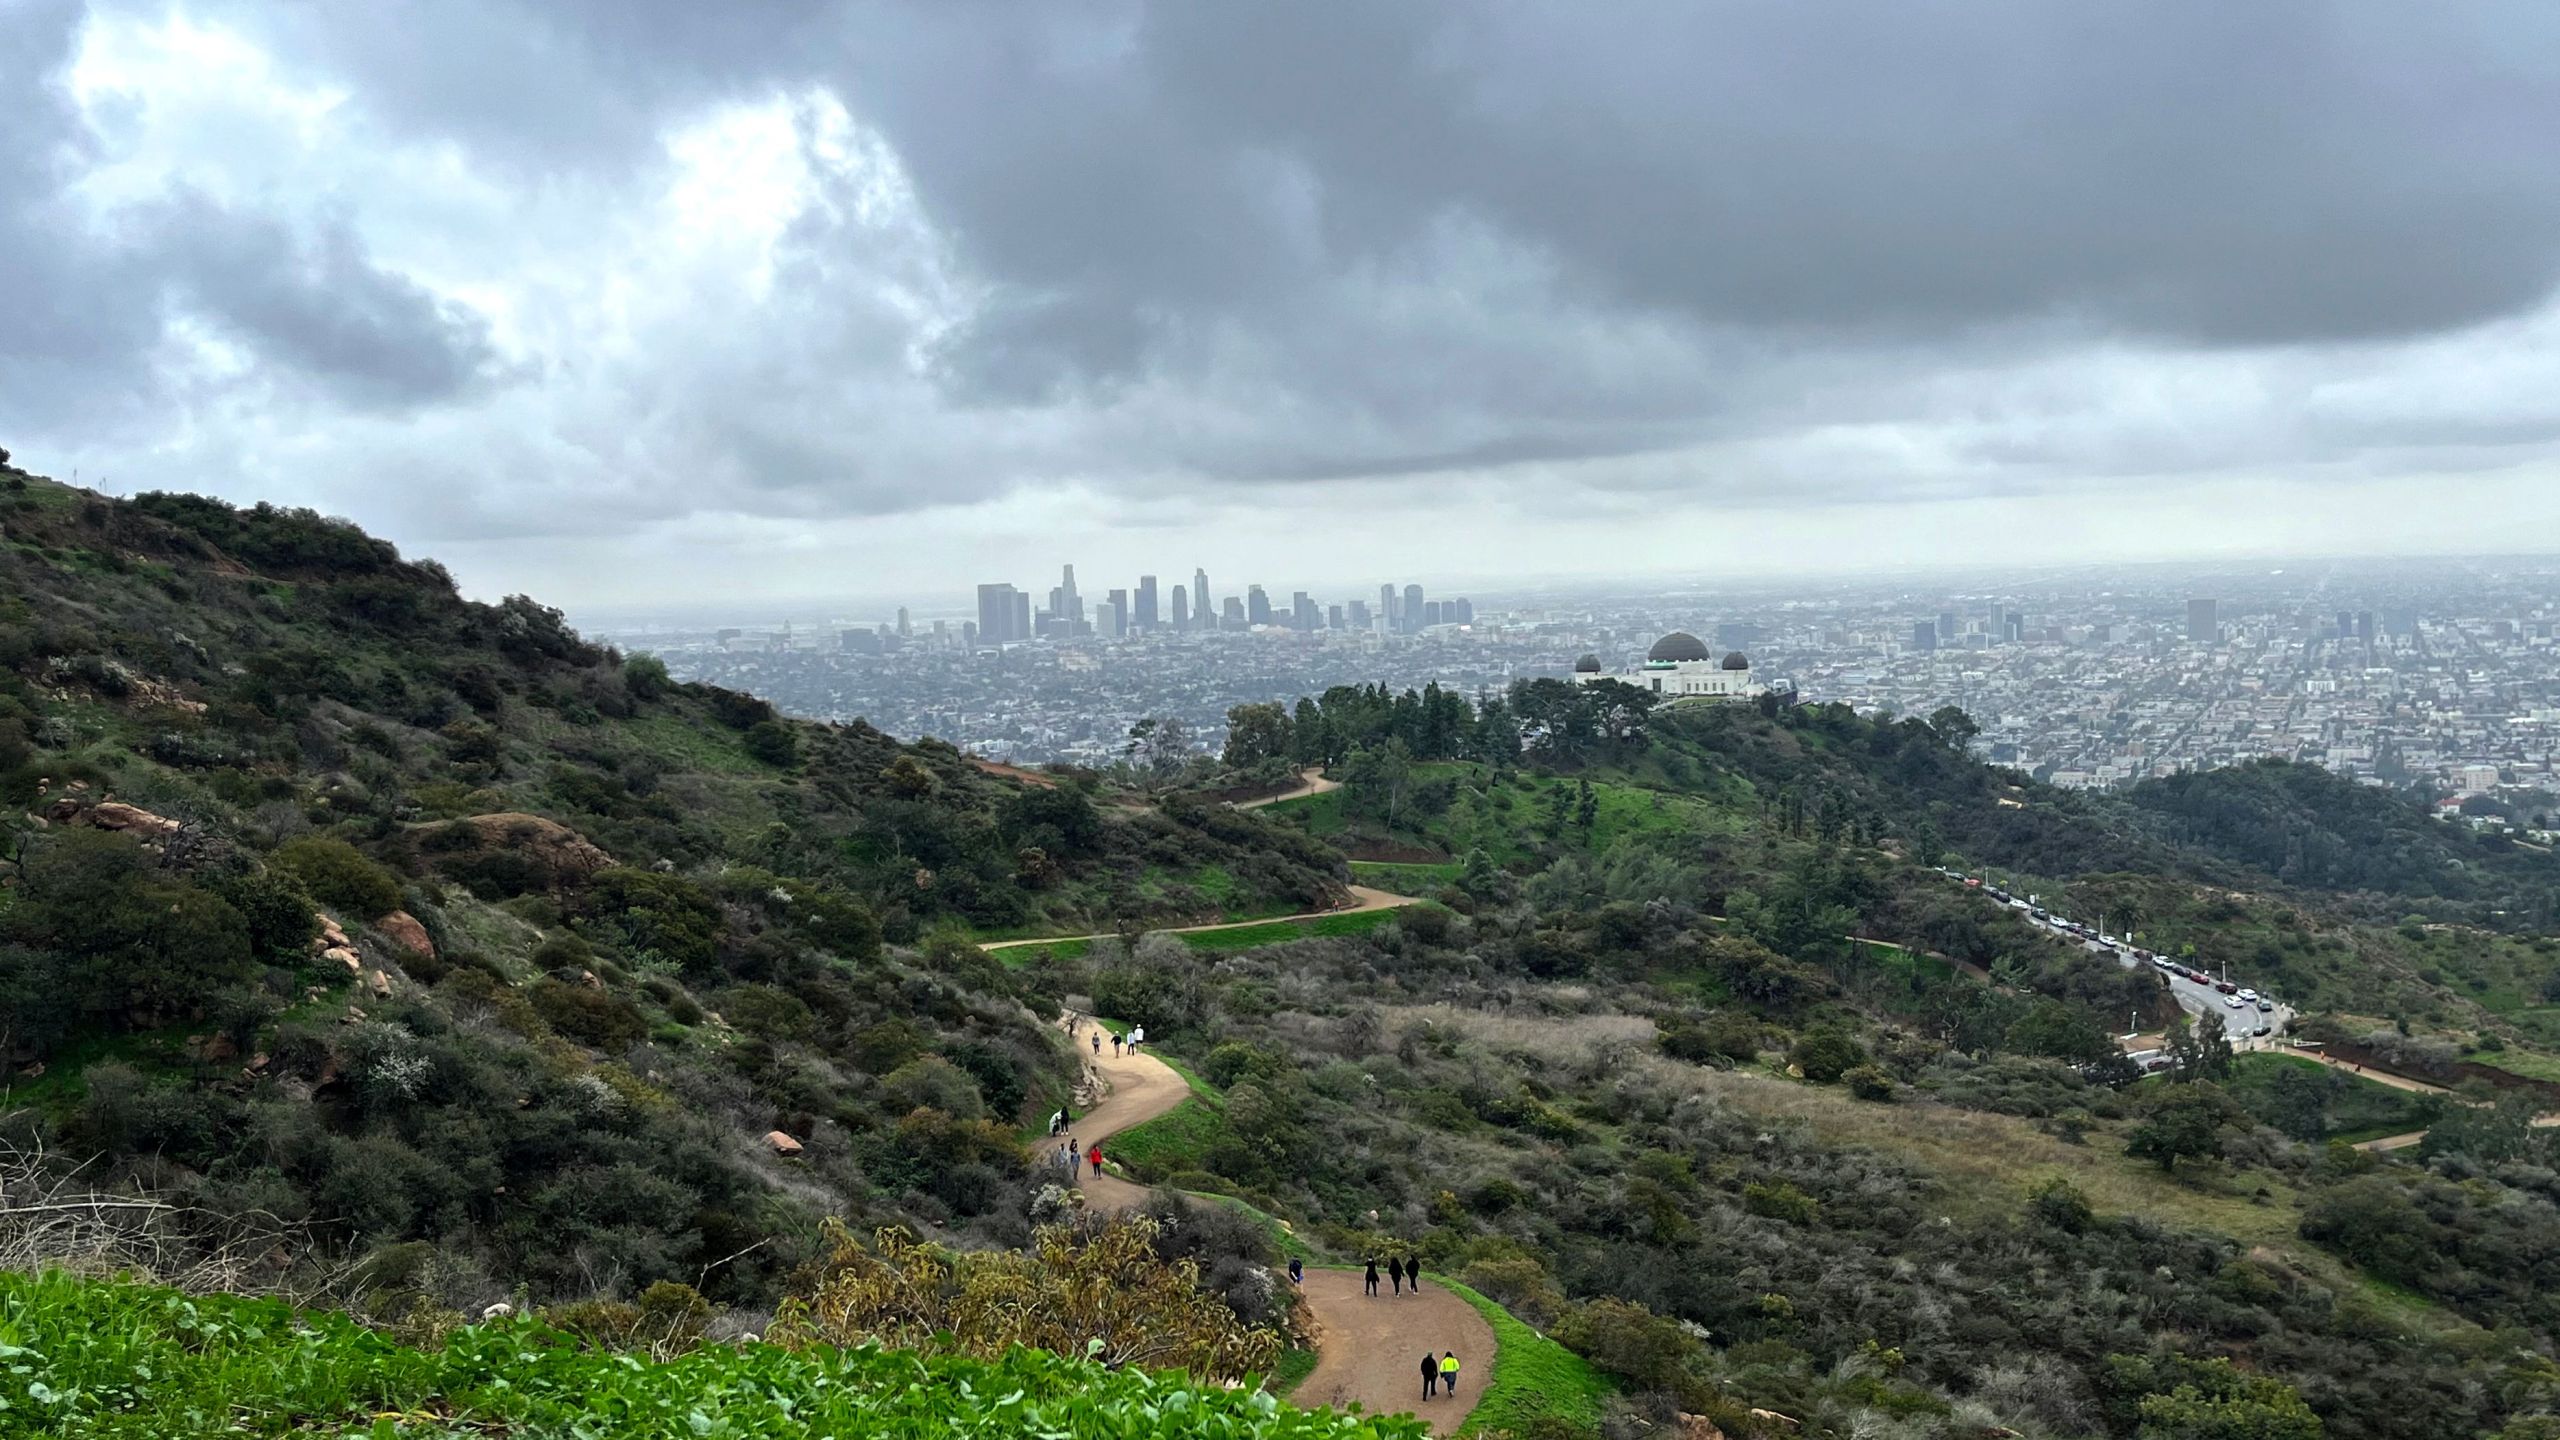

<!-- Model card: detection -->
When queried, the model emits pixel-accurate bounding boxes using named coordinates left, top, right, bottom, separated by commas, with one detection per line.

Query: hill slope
left=0, top=468, right=1345, bottom=1306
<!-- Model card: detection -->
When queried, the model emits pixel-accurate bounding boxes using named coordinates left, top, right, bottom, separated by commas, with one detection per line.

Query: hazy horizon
left=11, top=3, right=2560, bottom=611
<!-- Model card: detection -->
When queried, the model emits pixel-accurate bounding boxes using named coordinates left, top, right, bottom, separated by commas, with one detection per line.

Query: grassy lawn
left=1438, top=1276, right=1612, bottom=1439
left=991, top=906, right=1416, bottom=968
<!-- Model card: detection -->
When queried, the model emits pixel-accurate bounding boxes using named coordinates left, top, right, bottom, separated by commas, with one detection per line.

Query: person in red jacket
left=1088, top=1144, right=1104, bottom=1179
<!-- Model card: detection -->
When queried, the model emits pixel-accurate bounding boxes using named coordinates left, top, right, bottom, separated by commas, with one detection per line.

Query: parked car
left=2237, top=988, right=2259, bottom=1002
left=2223, top=994, right=2246, bottom=1009
left=2256, top=998, right=2275, bottom=1013
left=2252, top=1024, right=2273, bottom=1037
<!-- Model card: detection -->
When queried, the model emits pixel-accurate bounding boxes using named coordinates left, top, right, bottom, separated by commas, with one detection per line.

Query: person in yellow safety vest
left=1440, top=1351, right=1459, bottom=1395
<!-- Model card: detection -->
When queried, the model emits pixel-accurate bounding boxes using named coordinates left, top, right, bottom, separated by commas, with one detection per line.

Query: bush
left=1842, top=1064, right=1896, bottom=1102
left=274, top=836, right=403, bottom=918
left=743, top=722, right=800, bottom=768
left=527, top=979, right=649, bottom=1051
left=1789, top=1029, right=1866, bottom=1084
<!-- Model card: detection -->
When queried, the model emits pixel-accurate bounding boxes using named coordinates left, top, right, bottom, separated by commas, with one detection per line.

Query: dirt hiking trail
left=1037, top=1020, right=1494, bottom=1434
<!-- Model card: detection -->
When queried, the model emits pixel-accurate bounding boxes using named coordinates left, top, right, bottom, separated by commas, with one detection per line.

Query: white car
left=2236, top=988, right=2258, bottom=1002
left=2222, top=994, right=2246, bottom=1009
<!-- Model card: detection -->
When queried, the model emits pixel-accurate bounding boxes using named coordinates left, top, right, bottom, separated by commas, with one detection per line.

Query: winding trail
left=1034, top=1021, right=1493, bottom=1435
left=983, top=885, right=1415, bottom=953
left=1231, top=767, right=1340, bottom=809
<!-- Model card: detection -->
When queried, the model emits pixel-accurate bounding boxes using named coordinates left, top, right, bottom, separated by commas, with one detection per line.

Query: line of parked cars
left=1942, top=868, right=2278, bottom=1037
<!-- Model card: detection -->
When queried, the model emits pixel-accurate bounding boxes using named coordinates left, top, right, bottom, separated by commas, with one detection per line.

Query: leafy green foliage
left=1, top=1269, right=1422, bottom=1439
left=272, top=835, right=403, bottom=918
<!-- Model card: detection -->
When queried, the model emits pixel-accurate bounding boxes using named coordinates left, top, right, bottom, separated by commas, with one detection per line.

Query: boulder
left=368, top=969, right=392, bottom=999
left=763, top=1130, right=804, bottom=1156
left=449, top=813, right=617, bottom=883
left=323, top=946, right=362, bottom=974
left=375, top=910, right=434, bottom=959
left=86, top=801, right=181, bottom=838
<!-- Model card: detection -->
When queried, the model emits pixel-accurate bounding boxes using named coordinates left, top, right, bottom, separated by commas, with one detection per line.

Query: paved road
left=983, top=885, right=1415, bottom=953
left=1969, top=884, right=2294, bottom=1046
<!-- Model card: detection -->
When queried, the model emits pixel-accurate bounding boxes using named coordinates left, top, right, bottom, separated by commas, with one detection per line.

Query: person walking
left=1088, top=1144, right=1104, bottom=1179
left=1112, top=1033, right=1124, bottom=1057
left=1287, top=1256, right=1303, bottom=1286
left=1389, top=1257, right=1404, bottom=1296
left=1090, top=1031, right=1101, bottom=1056
left=1405, top=1256, right=1422, bottom=1293
left=1419, top=1352, right=1438, bottom=1400
left=1440, top=1351, right=1460, bottom=1396
left=1364, top=1260, right=1380, bottom=1297
left=1067, top=1138, right=1080, bottom=1173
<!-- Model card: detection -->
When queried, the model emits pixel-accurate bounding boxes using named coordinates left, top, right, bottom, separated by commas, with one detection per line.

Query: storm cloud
left=6, top=1, right=2560, bottom=603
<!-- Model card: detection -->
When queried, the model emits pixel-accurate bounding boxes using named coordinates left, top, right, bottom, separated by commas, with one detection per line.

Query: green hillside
left=0, top=468, right=1347, bottom=1305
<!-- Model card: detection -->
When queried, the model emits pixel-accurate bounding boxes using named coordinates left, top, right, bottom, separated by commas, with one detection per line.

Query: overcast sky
left=9, top=2, right=2560, bottom=614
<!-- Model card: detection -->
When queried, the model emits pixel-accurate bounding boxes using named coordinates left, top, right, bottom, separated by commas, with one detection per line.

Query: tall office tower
left=1912, top=621, right=1937, bottom=652
left=1223, top=596, right=1245, bottom=627
left=1134, top=575, right=1159, bottom=631
left=1104, top=588, right=1128, bottom=639
left=1452, top=598, right=1474, bottom=624
left=1290, top=591, right=1317, bottom=630
left=1328, top=604, right=1345, bottom=630
left=2187, top=597, right=2218, bottom=643
left=1012, top=590, right=1031, bottom=642
left=1171, top=585, right=1190, bottom=630
left=2356, top=611, right=2375, bottom=642
left=1058, top=564, right=1081, bottom=625
left=2004, top=613, right=2024, bottom=644
left=1194, top=568, right=1211, bottom=627
left=2335, top=610, right=2353, bottom=640
left=1380, top=584, right=1399, bottom=630
left=1247, top=585, right=1272, bottom=626
left=975, top=583, right=1018, bottom=645
left=896, top=606, right=911, bottom=638
left=961, top=620, right=977, bottom=647
left=1936, top=611, right=1957, bottom=640
left=1348, top=599, right=1372, bottom=629
left=1422, top=601, right=1444, bottom=627
left=1403, top=584, right=1425, bottom=633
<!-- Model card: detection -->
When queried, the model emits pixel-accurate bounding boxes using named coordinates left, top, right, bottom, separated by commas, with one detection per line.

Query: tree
left=2126, top=1083, right=2236, bottom=1171
left=1220, top=702, right=1292, bottom=769
left=1928, top=705, right=1982, bottom=751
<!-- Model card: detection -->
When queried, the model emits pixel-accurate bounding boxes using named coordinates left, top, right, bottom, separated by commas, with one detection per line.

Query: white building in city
left=1574, top=631, right=1761, bottom=700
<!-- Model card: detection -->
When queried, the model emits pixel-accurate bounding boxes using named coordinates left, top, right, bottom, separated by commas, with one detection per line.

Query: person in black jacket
left=1364, top=1259, right=1380, bottom=1296
left=1420, top=1351, right=1439, bottom=1399
left=1405, top=1256, right=1422, bottom=1293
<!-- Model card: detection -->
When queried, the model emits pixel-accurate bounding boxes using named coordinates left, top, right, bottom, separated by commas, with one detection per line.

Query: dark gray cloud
left=7, top=0, right=2560, bottom=595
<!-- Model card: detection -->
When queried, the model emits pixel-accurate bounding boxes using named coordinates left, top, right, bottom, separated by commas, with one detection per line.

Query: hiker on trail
left=1089, top=1145, right=1104, bottom=1179
left=1364, top=1260, right=1380, bottom=1296
left=1420, top=1352, right=1438, bottom=1400
left=1131, top=1025, right=1145, bottom=1051
left=1048, top=1109, right=1064, bottom=1136
left=1440, top=1351, right=1460, bottom=1396
left=1288, top=1256, right=1303, bottom=1286
left=1091, top=1031, right=1101, bottom=1056
left=1389, top=1258, right=1403, bottom=1296
left=1067, top=1139, right=1081, bottom=1171
left=1405, top=1256, right=1422, bottom=1292
left=1112, top=1033, right=1124, bottom=1057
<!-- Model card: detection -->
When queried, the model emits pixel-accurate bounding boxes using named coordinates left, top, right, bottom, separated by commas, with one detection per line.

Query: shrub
left=1842, top=1064, right=1897, bottom=1102
left=274, top=836, right=403, bottom=918
left=527, top=979, right=649, bottom=1052
left=1742, top=1180, right=1817, bottom=1226
left=1789, top=1029, right=1866, bottom=1084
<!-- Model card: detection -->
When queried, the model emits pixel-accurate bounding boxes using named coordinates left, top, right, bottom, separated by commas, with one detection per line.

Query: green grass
left=1270, top=1346, right=1322, bottom=1396
left=2225, top=1052, right=2444, bottom=1144
left=2, top=1269, right=1425, bottom=1440
left=1281, top=764, right=1746, bottom=869
left=1176, top=907, right=1410, bottom=953
left=1349, top=860, right=1463, bottom=893
left=1436, top=1276, right=1612, bottom=1439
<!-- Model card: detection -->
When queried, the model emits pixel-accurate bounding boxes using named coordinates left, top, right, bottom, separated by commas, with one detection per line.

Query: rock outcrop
left=375, top=910, right=434, bottom=959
